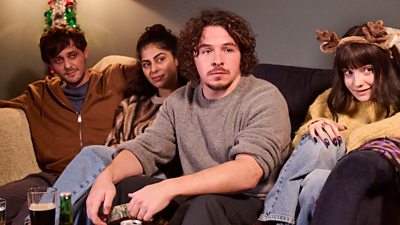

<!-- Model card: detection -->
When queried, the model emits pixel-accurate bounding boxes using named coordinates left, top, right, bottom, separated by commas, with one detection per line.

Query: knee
left=79, top=145, right=114, bottom=161
left=80, top=145, right=106, bottom=155
left=79, top=146, right=96, bottom=157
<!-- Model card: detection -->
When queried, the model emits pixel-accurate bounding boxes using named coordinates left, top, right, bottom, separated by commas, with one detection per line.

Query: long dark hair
left=328, top=25, right=400, bottom=120
left=124, top=24, right=185, bottom=98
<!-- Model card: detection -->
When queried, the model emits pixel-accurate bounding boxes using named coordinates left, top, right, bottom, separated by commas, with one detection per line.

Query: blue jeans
left=53, top=145, right=115, bottom=225
left=258, top=135, right=345, bottom=225
left=52, top=145, right=171, bottom=225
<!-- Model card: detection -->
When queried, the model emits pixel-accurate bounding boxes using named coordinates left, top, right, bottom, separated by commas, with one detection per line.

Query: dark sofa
left=3, top=57, right=398, bottom=224
left=253, top=63, right=333, bottom=137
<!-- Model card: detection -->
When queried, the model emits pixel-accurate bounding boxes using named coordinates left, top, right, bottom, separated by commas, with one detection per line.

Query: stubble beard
left=205, top=78, right=234, bottom=91
left=63, top=71, right=86, bottom=88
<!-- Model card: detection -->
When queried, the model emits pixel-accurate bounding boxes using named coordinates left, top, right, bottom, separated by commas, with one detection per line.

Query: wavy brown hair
left=177, top=9, right=258, bottom=83
left=328, top=25, right=400, bottom=120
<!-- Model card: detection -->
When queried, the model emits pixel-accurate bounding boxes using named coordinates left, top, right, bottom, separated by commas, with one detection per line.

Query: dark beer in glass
left=29, top=203, right=56, bottom=225
left=27, top=187, right=56, bottom=225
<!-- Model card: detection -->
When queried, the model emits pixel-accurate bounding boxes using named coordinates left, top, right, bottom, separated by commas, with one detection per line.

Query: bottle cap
left=60, top=192, right=72, bottom=197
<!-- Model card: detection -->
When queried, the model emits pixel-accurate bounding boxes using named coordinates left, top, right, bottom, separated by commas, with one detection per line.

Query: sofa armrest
left=0, top=108, right=40, bottom=186
left=91, top=55, right=137, bottom=72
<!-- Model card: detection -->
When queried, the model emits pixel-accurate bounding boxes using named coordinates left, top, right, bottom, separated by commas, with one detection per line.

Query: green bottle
left=59, top=192, right=73, bottom=225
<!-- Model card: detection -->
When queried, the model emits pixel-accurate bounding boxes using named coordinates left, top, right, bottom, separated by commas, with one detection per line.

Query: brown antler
left=316, top=29, right=331, bottom=41
left=316, top=29, right=339, bottom=54
left=362, top=20, right=387, bottom=43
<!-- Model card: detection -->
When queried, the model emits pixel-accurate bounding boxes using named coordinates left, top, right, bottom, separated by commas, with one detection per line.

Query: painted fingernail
left=338, top=136, right=342, bottom=144
left=324, top=138, right=330, bottom=148
left=332, top=138, right=338, bottom=146
left=313, top=137, right=318, bottom=143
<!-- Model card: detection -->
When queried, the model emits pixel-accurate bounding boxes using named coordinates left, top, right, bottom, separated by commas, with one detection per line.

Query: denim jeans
left=53, top=145, right=115, bottom=225
left=258, top=135, right=345, bottom=225
left=52, top=145, right=170, bottom=225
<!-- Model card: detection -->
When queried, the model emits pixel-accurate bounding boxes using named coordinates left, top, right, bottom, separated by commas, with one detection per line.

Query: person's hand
left=126, top=181, right=175, bottom=222
left=86, top=170, right=116, bottom=225
left=308, top=119, right=347, bottom=147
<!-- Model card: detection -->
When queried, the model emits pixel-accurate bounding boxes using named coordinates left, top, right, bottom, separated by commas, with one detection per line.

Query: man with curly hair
left=86, top=9, right=291, bottom=225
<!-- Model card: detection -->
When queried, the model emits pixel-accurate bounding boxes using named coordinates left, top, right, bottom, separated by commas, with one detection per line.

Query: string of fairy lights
left=44, top=0, right=78, bottom=29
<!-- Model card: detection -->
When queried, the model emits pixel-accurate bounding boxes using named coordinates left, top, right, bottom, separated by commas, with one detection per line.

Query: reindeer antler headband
left=316, top=20, right=400, bottom=58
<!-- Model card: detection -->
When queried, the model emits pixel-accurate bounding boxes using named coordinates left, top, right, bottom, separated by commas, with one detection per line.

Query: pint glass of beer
left=27, top=187, right=57, bottom=225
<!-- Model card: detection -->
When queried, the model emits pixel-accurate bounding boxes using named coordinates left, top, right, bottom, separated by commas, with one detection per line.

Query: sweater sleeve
left=291, top=89, right=333, bottom=148
left=97, top=63, right=139, bottom=94
left=115, top=100, right=177, bottom=176
left=228, top=82, right=291, bottom=180
left=0, top=80, right=46, bottom=110
left=346, top=111, right=400, bottom=151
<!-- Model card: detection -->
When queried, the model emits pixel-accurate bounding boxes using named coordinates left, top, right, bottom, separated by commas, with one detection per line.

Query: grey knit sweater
left=116, top=75, right=291, bottom=198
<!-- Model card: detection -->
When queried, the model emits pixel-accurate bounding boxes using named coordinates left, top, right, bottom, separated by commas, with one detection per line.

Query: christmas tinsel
left=44, top=0, right=78, bottom=29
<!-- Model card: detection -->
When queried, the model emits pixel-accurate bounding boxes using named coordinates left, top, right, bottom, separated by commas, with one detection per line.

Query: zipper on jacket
left=77, top=113, right=83, bottom=148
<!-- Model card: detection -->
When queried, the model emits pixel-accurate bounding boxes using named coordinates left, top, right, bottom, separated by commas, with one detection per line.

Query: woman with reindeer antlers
left=257, top=20, right=400, bottom=225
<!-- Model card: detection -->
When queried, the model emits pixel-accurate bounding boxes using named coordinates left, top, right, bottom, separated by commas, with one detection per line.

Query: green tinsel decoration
left=44, top=0, right=79, bottom=29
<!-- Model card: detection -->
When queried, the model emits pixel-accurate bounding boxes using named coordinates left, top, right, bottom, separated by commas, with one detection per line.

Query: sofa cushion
left=0, top=108, right=40, bottom=185
left=253, top=64, right=333, bottom=137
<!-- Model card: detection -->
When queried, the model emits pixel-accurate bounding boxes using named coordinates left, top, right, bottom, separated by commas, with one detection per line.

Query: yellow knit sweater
left=292, top=88, right=400, bottom=152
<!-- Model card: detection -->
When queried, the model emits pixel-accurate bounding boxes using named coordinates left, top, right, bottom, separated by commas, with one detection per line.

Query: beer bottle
left=59, top=192, right=73, bottom=225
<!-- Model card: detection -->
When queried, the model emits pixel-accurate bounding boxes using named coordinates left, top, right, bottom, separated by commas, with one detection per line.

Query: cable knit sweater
left=292, top=88, right=400, bottom=152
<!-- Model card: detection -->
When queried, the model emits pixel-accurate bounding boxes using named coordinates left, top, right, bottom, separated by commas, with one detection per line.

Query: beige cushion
left=0, top=108, right=40, bottom=186
left=91, top=55, right=137, bottom=72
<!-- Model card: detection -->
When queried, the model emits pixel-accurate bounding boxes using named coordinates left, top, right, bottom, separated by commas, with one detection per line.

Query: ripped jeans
left=258, top=135, right=345, bottom=225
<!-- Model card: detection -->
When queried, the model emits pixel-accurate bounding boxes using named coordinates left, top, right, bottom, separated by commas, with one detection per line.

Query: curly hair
left=177, top=9, right=258, bottom=82
left=39, top=24, right=87, bottom=64
left=328, top=25, right=400, bottom=121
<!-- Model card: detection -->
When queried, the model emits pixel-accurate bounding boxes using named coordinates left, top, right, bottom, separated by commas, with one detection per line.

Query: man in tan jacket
left=0, top=24, right=136, bottom=225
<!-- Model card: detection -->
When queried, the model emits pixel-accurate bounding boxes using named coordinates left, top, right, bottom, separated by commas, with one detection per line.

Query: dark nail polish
left=338, top=136, right=342, bottom=144
left=332, top=138, right=338, bottom=146
left=324, top=138, right=330, bottom=148
left=313, top=137, right=318, bottom=143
